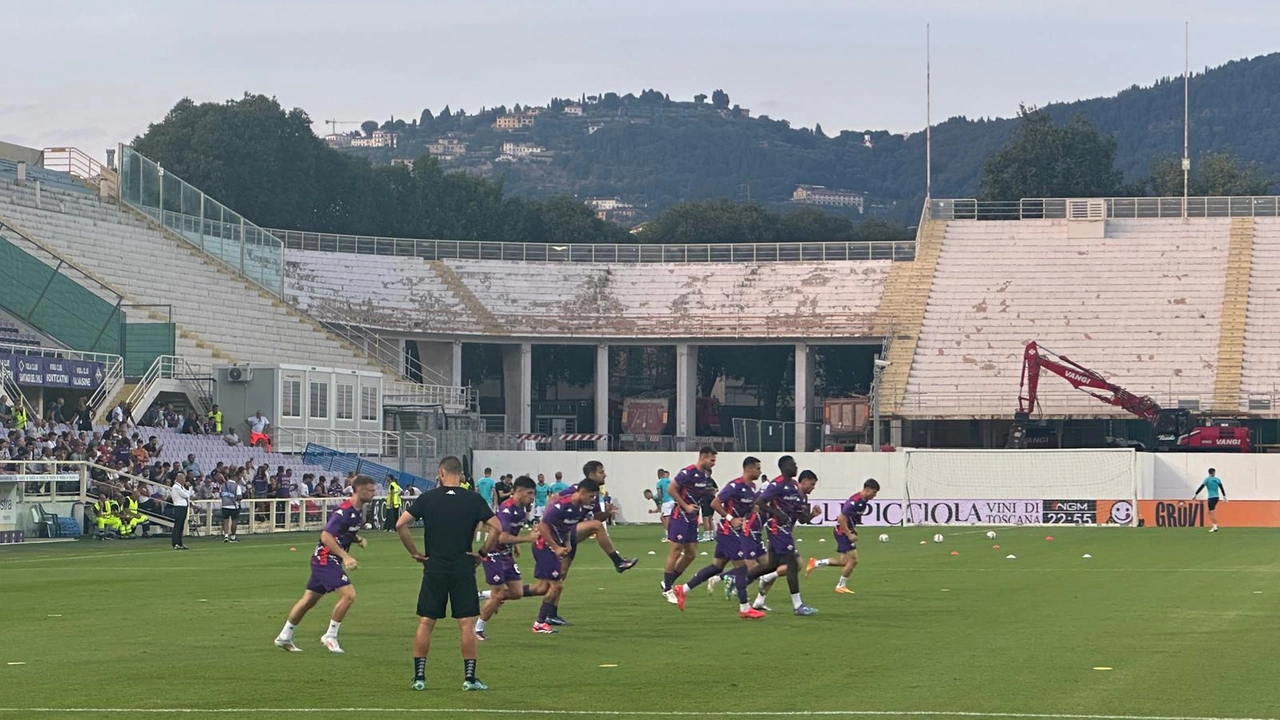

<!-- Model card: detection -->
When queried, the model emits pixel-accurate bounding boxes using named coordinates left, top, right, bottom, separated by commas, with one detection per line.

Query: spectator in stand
left=313, top=475, right=328, bottom=497
left=45, top=397, right=67, bottom=425
left=183, top=453, right=202, bottom=478
left=111, top=401, right=135, bottom=426
left=182, top=410, right=205, bottom=435
left=161, top=404, right=179, bottom=430
left=73, top=397, right=94, bottom=433
left=207, top=404, right=223, bottom=435
left=251, top=465, right=270, bottom=498
left=140, top=404, right=160, bottom=427
left=0, top=396, right=12, bottom=428
left=223, top=428, right=242, bottom=446
left=143, top=435, right=162, bottom=458
left=247, top=411, right=272, bottom=451
left=327, top=476, right=342, bottom=496
left=130, top=439, right=149, bottom=466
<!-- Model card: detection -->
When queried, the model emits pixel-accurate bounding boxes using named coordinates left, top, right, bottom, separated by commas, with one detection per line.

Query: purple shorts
left=767, top=530, right=796, bottom=556
left=740, top=534, right=766, bottom=560
left=835, top=530, right=857, bottom=554
left=666, top=513, right=699, bottom=544
left=532, top=543, right=565, bottom=580
left=481, top=554, right=522, bottom=586
left=306, top=560, right=351, bottom=595
left=713, top=532, right=740, bottom=561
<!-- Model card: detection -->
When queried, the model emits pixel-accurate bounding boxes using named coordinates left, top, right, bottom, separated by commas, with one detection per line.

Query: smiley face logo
left=1109, top=501, right=1134, bottom=525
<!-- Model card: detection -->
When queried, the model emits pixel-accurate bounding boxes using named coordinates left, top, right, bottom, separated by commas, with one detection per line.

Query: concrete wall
left=473, top=449, right=1280, bottom=524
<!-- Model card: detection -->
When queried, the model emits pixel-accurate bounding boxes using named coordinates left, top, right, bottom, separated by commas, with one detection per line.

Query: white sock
left=815, top=559, right=831, bottom=568
left=752, top=593, right=767, bottom=609
left=279, top=621, right=296, bottom=640
left=679, top=584, right=691, bottom=594
left=837, top=576, right=848, bottom=588
left=325, top=620, right=341, bottom=638
left=791, top=593, right=804, bottom=610
left=739, top=602, right=750, bottom=612
left=760, top=571, right=780, bottom=584
left=475, top=618, right=487, bottom=632
left=479, top=590, right=492, bottom=600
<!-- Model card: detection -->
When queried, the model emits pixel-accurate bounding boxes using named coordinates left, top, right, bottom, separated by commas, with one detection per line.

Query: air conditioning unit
left=227, top=366, right=254, bottom=383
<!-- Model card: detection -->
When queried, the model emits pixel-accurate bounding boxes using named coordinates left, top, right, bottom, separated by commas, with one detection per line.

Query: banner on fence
left=1, top=354, right=104, bottom=389
left=1125, top=499, right=1280, bottom=528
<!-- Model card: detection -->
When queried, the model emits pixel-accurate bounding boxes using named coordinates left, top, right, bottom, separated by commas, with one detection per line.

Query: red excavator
left=1008, top=341, right=1251, bottom=452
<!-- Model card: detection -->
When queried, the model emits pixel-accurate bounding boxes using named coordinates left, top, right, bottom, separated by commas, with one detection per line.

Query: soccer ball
left=986, top=531, right=997, bottom=539
left=364, top=523, right=373, bottom=530
left=932, top=533, right=944, bottom=543
left=878, top=533, right=889, bottom=543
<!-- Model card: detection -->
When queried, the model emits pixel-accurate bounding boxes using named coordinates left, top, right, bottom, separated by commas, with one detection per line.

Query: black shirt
left=407, top=485, right=495, bottom=573
left=494, top=480, right=513, bottom=502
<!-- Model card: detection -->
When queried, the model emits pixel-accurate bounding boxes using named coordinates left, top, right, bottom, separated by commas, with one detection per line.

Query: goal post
left=900, top=449, right=1138, bottom=527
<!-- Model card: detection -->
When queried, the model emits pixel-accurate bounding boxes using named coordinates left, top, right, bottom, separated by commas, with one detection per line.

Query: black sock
left=522, top=584, right=534, bottom=597
left=662, top=571, right=676, bottom=590
left=414, top=656, right=426, bottom=681
left=550, top=603, right=559, bottom=617
left=464, top=658, right=477, bottom=681
left=608, top=550, right=624, bottom=566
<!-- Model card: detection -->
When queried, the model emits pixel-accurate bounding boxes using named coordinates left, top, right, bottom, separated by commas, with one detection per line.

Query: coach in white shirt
left=169, top=473, right=193, bottom=550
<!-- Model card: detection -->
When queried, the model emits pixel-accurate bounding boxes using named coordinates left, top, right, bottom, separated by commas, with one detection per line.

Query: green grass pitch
left=2, top=525, right=1279, bottom=720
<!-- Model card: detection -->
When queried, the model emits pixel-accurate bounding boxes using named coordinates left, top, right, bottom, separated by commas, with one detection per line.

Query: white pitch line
left=0, top=709, right=1275, bottom=720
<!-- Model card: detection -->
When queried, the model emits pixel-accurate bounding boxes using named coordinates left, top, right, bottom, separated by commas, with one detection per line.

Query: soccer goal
left=899, top=449, right=1138, bottom=527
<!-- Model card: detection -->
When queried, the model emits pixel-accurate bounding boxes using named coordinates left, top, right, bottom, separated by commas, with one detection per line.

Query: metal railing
left=118, top=145, right=285, bottom=297
left=929, top=196, right=1280, bottom=221
left=41, top=147, right=115, bottom=193
left=303, top=294, right=449, bottom=388
left=273, top=427, right=436, bottom=458
left=1, top=464, right=83, bottom=500
left=126, top=355, right=214, bottom=417
left=881, top=385, right=1280, bottom=418
left=383, top=378, right=477, bottom=410
left=271, top=227, right=917, bottom=264
left=732, top=419, right=825, bottom=452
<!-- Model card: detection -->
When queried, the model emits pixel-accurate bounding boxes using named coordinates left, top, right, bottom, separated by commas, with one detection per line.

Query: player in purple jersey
left=475, top=476, right=550, bottom=640
left=530, top=479, right=600, bottom=633
left=660, top=447, right=718, bottom=603
left=746, top=459, right=822, bottom=616
left=669, top=456, right=767, bottom=619
left=555, top=461, right=639, bottom=577
left=274, top=474, right=377, bottom=653
left=806, top=478, right=880, bottom=594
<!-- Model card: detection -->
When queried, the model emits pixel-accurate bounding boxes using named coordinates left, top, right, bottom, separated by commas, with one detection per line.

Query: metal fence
left=270, top=227, right=917, bottom=264
left=929, top=196, right=1280, bottom=221
left=732, top=419, right=825, bottom=453
left=118, top=145, right=284, bottom=296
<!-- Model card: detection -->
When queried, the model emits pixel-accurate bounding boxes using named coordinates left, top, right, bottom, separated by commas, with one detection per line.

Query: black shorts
left=1207, top=497, right=1220, bottom=510
left=221, top=508, right=240, bottom=521
left=700, top=501, right=715, bottom=519
left=418, top=569, right=480, bottom=620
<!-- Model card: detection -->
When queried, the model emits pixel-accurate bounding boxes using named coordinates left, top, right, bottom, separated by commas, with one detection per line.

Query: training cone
left=647, top=550, right=657, bottom=555
left=992, top=544, right=1001, bottom=549
left=700, top=551, right=708, bottom=556
left=818, top=538, right=826, bottom=542
left=1006, top=554, right=1017, bottom=559
left=919, top=540, right=927, bottom=545
left=950, top=551, right=959, bottom=556
left=1082, top=553, right=1092, bottom=558
left=290, top=547, right=297, bottom=552
left=1045, top=536, right=1055, bottom=541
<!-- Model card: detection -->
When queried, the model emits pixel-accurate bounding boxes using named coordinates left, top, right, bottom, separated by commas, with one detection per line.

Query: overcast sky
left=4, top=0, right=1279, bottom=159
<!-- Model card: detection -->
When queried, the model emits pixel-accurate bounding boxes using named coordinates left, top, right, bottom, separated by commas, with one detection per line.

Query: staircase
left=872, top=219, right=948, bottom=415
left=1211, top=217, right=1255, bottom=414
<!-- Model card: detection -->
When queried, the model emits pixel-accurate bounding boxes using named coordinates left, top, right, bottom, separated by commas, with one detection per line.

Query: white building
left=791, top=184, right=865, bottom=213
left=351, top=130, right=397, bottom=149
left=564, top=104, right=584, bottom=116
left=324, top=133, right=352, bottom=148
left=426, top=137, right=467, bottom=159
left=501, top=142, right=545, bottom=158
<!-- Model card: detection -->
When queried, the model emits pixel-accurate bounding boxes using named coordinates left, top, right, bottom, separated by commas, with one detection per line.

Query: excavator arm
left=1016, top=342, right=1162, bottom=422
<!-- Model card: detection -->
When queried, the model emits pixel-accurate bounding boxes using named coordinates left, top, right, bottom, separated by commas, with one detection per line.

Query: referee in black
left=396, top=455, right=500, bottom=692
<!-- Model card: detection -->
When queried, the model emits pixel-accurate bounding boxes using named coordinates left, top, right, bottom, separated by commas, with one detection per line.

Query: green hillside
left=347, top=52, right=1280, bottom=223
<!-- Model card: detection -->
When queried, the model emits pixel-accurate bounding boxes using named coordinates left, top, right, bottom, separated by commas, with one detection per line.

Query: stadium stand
left=287, top=250, right=892, bottom=338
left=899, top=218, right=1231, bottom=418
left=1241, top=217, right=1280, bottom=410
left=0, top=158, right=93, bottom=196
left=0, top=180, right=387, bottom=373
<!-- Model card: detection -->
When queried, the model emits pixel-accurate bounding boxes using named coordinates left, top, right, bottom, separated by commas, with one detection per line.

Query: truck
left=1008, top=341, right=1251, bottom=452
left=620, top=394, right=722, bottom=436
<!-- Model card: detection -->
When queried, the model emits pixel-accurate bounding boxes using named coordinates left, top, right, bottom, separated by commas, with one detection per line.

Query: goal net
left=900, top=449, right=1138, bottom=526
